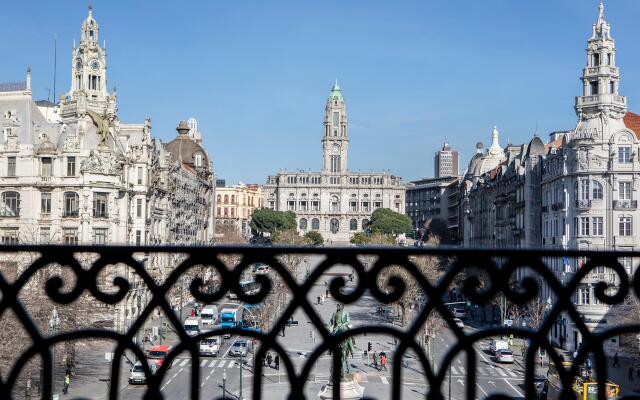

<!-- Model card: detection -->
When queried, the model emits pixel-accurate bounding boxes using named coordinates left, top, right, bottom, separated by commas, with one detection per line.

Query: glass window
left=7, top=157, right=16, bottom=177
left=619, top=182, right=632, bottom=200
left=311, top=218, right=320, bottom=230
left=330, top=218, right=339, bottom=234
left=619, top=216, right=632, bottom=236
left=374, top=201, right=382, bottom=209
left=137, top=167, right=143, bottom=184
left=40, top=227, right=50, bottom=243
left=135, top=230, right=142, bottom=246
left=592, top=217, right=603, bottom=236
left=580, top=179, right=590, bottom=200
left=580, top=217, right=589, bottom=236
left=136, top=198, right=143, bottom=218
left=311, top=200, right=320, bottom=211
left=299, top=201, right=307, bottom=211
left=67, top=156, right=76, bottom=176
left=93, top=228, right=108, bottom=244
left=350, top=201, right=357, bottom=212
left=330, top=197, right=340, bottom=212
left=41, top=157, right=52, bottom=177
left=93, top=192, right=108, bottom=217
left=1, top=228, right=19, bottom=244
left=592, top=181, right=603, bottom=200
left=332, top=112, right=339, bottom=127
left=361, top=202, right=370, bottom=212
left=1, top=191, right=20, bottom=217
left=349, top=219, right=358, bottom=231
left=63, top=228, right=78, bottom=245
left=63, top=192, right=79, bottom=217
left=619, top=146, right=632, bottom=163
left=41, top=192, right=51, bottom=214
left=299, top=218, right=308, bottom=230
left=287, top=200, right=296, bottom=211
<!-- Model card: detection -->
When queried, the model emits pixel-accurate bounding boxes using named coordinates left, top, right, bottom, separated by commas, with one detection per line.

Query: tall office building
left=434, top=141, right=459, bottom=178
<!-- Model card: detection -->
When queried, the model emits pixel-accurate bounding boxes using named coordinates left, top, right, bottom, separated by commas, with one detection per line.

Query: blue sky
left=3, top=1, right=640, bottom=184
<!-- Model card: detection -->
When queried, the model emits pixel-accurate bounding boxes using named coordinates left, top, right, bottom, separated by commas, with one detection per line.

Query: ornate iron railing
left=0, top=245, right=639, bottom=400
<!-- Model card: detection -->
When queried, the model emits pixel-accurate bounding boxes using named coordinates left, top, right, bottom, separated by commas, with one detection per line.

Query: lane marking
left=495, top=368, right=507, bottom=377
left=222, top=337, right=238, bottom=358
left=381, top=376, right=389, bottom=385
left=506, top=369, right=517, bottom=378
left=476, top=382, right=489, bottom=397
left=228, top=360, right=237, bottom=368
left=160, top=379, right=172, bottom=391
left=503, top=377, right=524, bottom=397
left=209, top=360, right=218, bottom=367
left=451, top=366, right=459, bottom=375
left=200, top=359, right=208, bottom=367
left=178, top=359, right=189, bottom=367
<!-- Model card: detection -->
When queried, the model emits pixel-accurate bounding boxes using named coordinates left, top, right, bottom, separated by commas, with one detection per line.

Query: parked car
left=490, top=339, right=509, bottom=355
left=453, top=308, right=467, bottom=319
left=128, top=360, right=159, bottom=385
left=496, top=349, right=514, bottom=363
left=253, top=264, right=270, bottom=275
left=453, top=318, right=464, bottom=328
left=229, top=340, right=249, bottom=357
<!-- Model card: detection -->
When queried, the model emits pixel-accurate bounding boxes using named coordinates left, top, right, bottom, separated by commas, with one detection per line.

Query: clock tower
left=62, top=4, right=116, bottom=119
left=322, top=81, right=349, bottom=174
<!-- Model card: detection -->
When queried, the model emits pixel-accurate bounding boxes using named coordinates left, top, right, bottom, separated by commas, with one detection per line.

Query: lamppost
left=49, top=307, right=60, bottom=397
left=239, top=348, right=244, bottom=400
left=222, top=369, right=226, bottom=398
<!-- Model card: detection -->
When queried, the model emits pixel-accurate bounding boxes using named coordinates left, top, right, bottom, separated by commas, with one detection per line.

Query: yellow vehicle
left=573, top=378, right=619, bottom=400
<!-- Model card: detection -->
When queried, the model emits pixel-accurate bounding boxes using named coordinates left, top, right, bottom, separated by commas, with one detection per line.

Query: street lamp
left=49, top=307, right=60, bottom=397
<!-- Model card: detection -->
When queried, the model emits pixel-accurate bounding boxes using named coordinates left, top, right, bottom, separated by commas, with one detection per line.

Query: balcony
left=551, top=202, right=565, bottom=211
left=575, top=199, right=592, bottom=209
left=2, top=245, right=637, bottom=399
left=62, top=210, right=79, bottom=218
left=613, top=200, right=637, bottom=210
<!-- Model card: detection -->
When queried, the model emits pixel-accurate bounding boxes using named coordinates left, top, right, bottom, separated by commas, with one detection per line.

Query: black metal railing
left=0, top=245, right=639, bottom=400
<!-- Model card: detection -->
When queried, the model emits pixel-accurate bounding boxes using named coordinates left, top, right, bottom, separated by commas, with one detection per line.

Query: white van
left=201, top=305, right=219, bottom=326
left=184, top=317, right=202, bottom=337
left=128, top=360, right=158, bottom=385
left=490, top=339, right=509, bottom=355
left=200, top=335, right=222, bottom=356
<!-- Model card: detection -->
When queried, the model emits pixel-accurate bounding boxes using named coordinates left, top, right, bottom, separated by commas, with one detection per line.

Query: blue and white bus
left=219, top=306, right=241, bottom=338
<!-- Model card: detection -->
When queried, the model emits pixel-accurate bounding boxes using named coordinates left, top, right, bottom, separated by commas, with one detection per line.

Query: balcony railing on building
left=612, top=200, right=637, bottom=210
left=1, top=245, right=638, bottom=400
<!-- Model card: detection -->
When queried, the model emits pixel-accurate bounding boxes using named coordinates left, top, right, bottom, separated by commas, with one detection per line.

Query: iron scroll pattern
left=1, top=245, right=639, bottom=400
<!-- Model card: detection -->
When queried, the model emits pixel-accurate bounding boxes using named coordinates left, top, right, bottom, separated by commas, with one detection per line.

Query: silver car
left=229, top=340, right=248, bottom=357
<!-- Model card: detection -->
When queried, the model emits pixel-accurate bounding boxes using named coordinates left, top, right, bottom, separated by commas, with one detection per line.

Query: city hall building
left=264, top=83, right=406, bottom=242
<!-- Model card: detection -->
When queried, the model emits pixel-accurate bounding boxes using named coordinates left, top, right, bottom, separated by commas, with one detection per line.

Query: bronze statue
left=86, top=110, right=112, bottom=145
left=328, top=303, right=355, bottom=379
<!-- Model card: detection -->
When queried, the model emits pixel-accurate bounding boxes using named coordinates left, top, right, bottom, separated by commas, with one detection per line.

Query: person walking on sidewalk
left=266, top=352, right=272, bottom=368
left=613, top=352, right=620, bottom=367
left=63, top=373, right=70, bottom=394
left=380, top=353, right=388, bottom=371
left=372, top=351, right=378, bottom=370
left=275, top=354, right=280, bottom=370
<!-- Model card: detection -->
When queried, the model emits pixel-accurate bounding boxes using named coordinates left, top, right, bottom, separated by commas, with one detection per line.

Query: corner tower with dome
left=264, top=82, right=406, bottom=243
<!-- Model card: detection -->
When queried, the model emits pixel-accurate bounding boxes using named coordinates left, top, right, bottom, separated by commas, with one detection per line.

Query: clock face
left=90, top=59, right=101, bottom=71
left=331, top=143, right=340, bottom=154
left=75, top=59, right=82, bottom=70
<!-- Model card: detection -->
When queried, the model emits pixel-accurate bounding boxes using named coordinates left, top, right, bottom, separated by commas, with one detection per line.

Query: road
left=67, top=255, right=528, bottom=399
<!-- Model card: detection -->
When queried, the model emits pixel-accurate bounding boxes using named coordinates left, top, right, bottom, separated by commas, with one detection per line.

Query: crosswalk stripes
left=178, top=359, right=189, bottom=367
left=459, top=367, right=465, bottom=375
left=494, top=367, right=507, bottom=377
left=451, top=366, right=459, bottom=375
left=505, top=369, right=517, bottom=378
left=478, top=367, right=486, bottom=376
left=380, top=376, right=389, bottom=385
left=209, top=360, right=218, bottom=368
left=200, top=359, right=208, bottom=367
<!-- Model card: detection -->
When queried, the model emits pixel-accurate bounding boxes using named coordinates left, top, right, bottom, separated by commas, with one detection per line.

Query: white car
left=496, top=349, right=514, bottom=363
left=128, top=361, right=158, bottom=385
left=490, top=339, right=509, bottom=355
left=229, top=340, right=249, bottom=357
left=453, top=308, right=467, bottom=319
left=453, top=318, right=464, bottom=328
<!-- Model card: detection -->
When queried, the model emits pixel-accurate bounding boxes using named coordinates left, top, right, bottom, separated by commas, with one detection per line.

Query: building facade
left=216, top=182, right=263, bottom=237
left=434, top=141, right=459, bottom=178
left=541, top=4, right=640, bottom=352
left=264, top=83, right=406, bottom=242
left=0, top=6, right=214, bottom=332
left=405, top=176, right=459, bottom=241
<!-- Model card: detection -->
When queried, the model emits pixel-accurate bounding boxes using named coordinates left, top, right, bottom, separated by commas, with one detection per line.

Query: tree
left=250, top=209, right=296, bottom=235
left=304, top=231, right=324, bottom=245
left=350, top=232, right=369, bottom=245
left=368, top=208, right=412, bottom=236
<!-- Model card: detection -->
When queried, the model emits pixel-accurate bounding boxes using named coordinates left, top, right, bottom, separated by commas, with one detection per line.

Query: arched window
left=349, top=219, right=358, bottom=231
left=362, top=219, right=370, bottom=230
left=330, top=196, right=340, bottom=212
left=299, top=218, right=308, bottom=230
left=1, top=191, right=20, bottom=217
left=330, top=218, right=339, bottom=234
left=217, top=194, right=222, bottom=203
left=231, top=195, right=236, bottom=204
left=224, top=195, right=229, bottom=204
left=312, top=218, right=320, bottom=230
left=592, top=180, right=603, bottom=200
left=63, top=192, right=79, bottom=217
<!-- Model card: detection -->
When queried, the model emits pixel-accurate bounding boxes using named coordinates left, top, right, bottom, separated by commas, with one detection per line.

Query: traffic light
left=367, top=341, right=372, bottom=352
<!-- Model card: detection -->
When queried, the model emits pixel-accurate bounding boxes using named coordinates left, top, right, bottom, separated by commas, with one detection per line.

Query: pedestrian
left=63, top=374, right=70, bottom=394
left=613, top=352, right=620, bottom=367
left=282, top=326, right=286, bottom=337
left=191, top=309, right=195, bottom=317
left=275, top=354, right=280, bottom=370
left=266, top=352, right=273, bottom=368
left=326, top=288, right=329, bottom=297
left=381, top=353, right=388, bottom=371
left=521, top=346, right=525, bottom=358
left=629, top=366, right=634, bottom=381
left=508, top=334, right=514, bottom=346
left=317, top=296, right=321, bottom=305
left=373, top=351, right=378, bottom=370
left=321, top=295, right=325, bottom=304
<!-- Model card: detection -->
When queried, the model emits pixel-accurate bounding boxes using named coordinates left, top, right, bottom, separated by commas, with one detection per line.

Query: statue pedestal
left=318, top=375, right=364, bottom=399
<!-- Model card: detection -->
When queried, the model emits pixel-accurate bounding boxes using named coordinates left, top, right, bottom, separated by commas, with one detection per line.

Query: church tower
left=575, top=2, right=626, bottom=122
left=322, top=81, right=349, bottom=174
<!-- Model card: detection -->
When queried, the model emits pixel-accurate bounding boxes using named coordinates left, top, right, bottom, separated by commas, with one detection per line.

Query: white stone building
left=541, top=3, right=640, bottom=352
left=264, top=83, right=406, bottom=242
left=0, top=6, right=214, bottom=332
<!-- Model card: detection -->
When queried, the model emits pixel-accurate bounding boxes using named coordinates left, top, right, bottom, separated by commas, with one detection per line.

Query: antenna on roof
left=53, top=34, right=57, bottom=103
